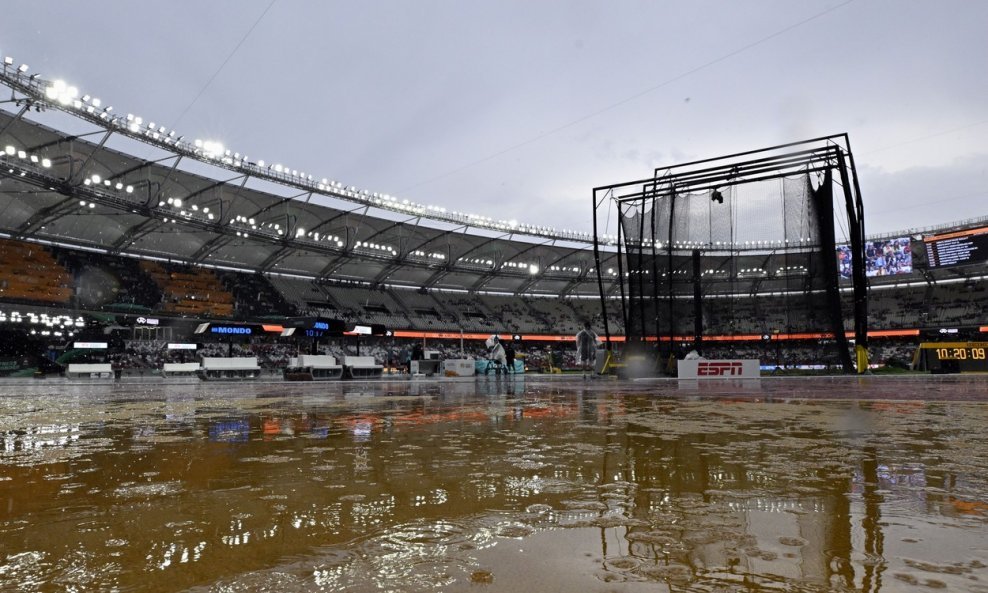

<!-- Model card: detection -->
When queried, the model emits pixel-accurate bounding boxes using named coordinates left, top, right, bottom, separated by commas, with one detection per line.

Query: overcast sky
left=3, top=0, right=987, bottom=238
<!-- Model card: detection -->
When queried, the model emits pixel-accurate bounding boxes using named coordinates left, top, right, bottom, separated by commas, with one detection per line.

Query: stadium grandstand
left=0, top=58, right=986, bottom=378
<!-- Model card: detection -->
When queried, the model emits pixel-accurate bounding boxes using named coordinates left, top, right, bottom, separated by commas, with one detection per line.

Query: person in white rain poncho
left=575, top=322, right=598, bottom=378
left=485, top=335, right=508, bottom=371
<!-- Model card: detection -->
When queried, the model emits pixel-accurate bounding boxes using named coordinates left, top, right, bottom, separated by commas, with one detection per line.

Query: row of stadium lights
left=625, top=267, right=808, bottom=277
left=2, top=58, right=605, bottom=244
left=461, top=258, right=542, bottom=275
left=354, top=241, right=396, bottom=256
left=630, top=238, right=816, bottom=249
left=296, top=229, right=344, bottom=247
left=3, top=144, right=52, bottom=169
left=463, top=261, right=606, bottom=275
left=83, top=173, right=134, bottom=194
left=503, top=261, right=534, bottom=271
left=410, top=250, right=446, bottom=260
left=0, top=311, right=85, bottom=330
left=776, top=265, right=807, bottom=274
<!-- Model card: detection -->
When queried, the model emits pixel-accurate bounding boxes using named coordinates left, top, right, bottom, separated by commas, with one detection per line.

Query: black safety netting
left=619, top=172, right=853, bottom=370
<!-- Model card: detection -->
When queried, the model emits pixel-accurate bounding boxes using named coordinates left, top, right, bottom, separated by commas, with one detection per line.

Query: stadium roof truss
left=0, top=66, right=619, bottom=297
left=0, top=63, right=602, bottom=243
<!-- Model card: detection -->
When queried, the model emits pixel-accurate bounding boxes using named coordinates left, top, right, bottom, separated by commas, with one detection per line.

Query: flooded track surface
left=1, top=375, right=987, bottom=592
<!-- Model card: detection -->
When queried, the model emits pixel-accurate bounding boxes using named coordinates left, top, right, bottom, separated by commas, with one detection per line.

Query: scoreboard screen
left=917, top=342, right=988, bottom=373
left=924, top=225, right=988, bottom=268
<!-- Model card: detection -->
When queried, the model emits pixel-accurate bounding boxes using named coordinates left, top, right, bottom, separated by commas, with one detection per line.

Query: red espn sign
left=697, top=361, right=744, bottom=376
left=678, top=359, right=760, bottom=379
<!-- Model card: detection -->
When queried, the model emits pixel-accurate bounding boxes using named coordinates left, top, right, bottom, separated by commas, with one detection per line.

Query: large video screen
left=838, top=237, right=912, bottom=279
left=924, top=225, right=988, bottom=268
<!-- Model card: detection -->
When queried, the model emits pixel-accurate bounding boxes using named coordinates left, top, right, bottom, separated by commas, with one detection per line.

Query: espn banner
left=678, top=359, right=760, bottom=379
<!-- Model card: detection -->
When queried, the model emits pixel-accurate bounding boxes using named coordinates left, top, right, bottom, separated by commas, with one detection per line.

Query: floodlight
left=17, top=64, right=28, bottom=73
left=202, top=140, right=223, bottom=156
left=3, top=57, right=12, bottom=65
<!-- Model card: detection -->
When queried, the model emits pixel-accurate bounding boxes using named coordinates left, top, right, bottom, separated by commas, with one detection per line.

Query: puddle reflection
left=0, top=379, right=986, bottom=591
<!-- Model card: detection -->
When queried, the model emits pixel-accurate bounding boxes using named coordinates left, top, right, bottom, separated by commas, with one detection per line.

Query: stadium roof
left=0, top=107, right=620, bottom=296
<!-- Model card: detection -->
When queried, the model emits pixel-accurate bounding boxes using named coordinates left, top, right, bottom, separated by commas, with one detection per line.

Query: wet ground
left=1, top=375, right=987, bottom=592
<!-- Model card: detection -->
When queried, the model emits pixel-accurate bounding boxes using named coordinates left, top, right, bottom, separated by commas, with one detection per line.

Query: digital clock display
left=919, top=342, right=988, bottom=373
left=935, top=347, right=987, bottom=361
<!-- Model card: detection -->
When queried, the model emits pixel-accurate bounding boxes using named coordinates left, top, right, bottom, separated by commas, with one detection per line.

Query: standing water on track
left=1, top=377, right=987, bottom=592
